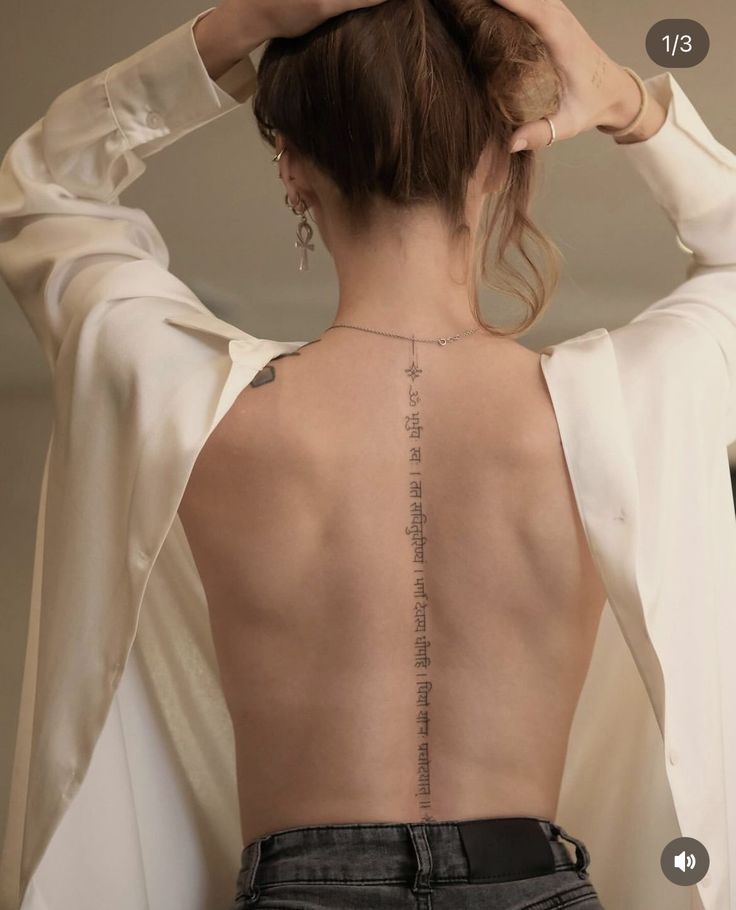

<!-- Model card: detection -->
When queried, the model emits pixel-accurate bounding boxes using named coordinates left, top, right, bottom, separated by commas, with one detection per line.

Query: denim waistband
left=233, top=816, right=592, bottom=905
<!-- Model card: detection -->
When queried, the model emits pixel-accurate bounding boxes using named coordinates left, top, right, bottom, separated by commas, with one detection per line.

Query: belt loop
left=550, top=822, right=591, bottom=879
left=235, top=836, right=268, bottom=905
left=407, top=824, right=433, bottom=895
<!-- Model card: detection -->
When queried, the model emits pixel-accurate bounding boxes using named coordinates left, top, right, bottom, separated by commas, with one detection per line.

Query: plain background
left=2, top=0, right=736, bottom=855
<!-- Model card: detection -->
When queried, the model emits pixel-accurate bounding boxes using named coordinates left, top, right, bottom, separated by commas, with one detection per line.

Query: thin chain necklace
left=324, top=323, right=480, bottom=346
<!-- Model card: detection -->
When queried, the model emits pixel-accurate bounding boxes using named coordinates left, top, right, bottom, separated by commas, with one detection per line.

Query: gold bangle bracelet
left=597, top=67, right=649, bottom=138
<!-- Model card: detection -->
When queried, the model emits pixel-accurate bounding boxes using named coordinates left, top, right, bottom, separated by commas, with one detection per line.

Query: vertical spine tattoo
left=404, top=336, right=435, bottom=822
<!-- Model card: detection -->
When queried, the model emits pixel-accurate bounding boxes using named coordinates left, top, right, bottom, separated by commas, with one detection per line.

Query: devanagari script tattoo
left=404, top=336, right=435, bottom=822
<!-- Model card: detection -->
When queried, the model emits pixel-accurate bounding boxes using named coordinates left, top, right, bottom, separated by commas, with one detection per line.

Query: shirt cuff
left=104, top=7, right=258, bottom=153
left=616, top=72, right=736, bottom=224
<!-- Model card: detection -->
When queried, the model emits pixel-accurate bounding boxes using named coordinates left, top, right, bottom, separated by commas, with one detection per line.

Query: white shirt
left=1, top=8, right=734, bottom=910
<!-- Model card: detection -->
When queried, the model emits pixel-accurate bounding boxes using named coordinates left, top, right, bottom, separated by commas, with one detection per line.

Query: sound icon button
left=661, top=838, right=709, bottom=885
left=674, top=850, right=696, bottom=871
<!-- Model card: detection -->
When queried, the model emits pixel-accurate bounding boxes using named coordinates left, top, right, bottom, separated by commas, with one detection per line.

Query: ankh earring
left=285, top=192, right=315, bottom=272
left=273, top=146, right=315, bottom=271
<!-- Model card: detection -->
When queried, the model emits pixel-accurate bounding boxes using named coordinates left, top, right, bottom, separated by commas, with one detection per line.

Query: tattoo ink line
left=404, top=335, right=435, bottom=823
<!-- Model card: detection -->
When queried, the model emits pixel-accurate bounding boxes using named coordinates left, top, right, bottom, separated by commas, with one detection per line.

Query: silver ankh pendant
left=296, top=218, right=315, bottom=271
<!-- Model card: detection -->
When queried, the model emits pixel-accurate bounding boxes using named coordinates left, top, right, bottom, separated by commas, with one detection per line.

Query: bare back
left=177, top=330, right=608, bottom=847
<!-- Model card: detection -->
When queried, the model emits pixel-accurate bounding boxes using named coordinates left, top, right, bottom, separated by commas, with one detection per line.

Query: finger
left=508, top=117, right=558, bottom=153
left=490, top=0, right=567, bottom=31
left=344, top=0, right=391, bottom=7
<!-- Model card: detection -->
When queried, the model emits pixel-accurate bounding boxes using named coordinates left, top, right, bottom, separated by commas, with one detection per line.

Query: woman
left=1, top=0, right=734, bottom=909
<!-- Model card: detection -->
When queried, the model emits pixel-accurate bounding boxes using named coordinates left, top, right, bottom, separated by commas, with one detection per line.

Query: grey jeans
left=229, top=815, right=606, bottom=909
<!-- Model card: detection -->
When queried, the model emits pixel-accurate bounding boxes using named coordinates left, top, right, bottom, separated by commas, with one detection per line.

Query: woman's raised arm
left=495, top=0, right=736, bottom=443
left=192, top=0, right=391, bottom=81
left=492, top=0, right=667, bottom=151
left=0, top=0, right=390, bottom=380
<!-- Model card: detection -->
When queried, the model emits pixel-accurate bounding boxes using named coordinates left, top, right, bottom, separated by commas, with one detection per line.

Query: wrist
left=598, top=66, right=644, bottom=132
left=613, top=95, right=668, bottom=144
left=193, top=6, right=265, bottom=81
left=596, top=66, right=668, bottom=144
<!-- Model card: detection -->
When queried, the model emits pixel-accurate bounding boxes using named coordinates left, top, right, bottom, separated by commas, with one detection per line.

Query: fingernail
left=510, top=138, right=528, bottom=153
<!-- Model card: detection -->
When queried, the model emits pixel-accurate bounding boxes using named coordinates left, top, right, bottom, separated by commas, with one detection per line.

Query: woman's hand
left=216, top=0, right=390, bottom=48
left=492, top=0, right=652, bottom=151
left=194, top=0, right=392, bottom=80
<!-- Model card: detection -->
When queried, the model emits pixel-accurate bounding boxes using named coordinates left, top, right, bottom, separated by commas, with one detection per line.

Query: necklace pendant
left=438, top=338, right=448, bottom=346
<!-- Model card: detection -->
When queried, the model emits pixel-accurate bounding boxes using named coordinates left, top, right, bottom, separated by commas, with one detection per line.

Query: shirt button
left=146, top=111, right=164, bottom=129
left=668, top=748, right=678, bottom=765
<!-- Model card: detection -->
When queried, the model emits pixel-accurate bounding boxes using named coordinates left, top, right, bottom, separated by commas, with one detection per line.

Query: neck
left=324, top=207, right=484, bottom=340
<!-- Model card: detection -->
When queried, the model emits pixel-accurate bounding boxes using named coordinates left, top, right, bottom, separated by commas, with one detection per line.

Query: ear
left=272, top=131, right=289, bottom=171
left=273, top=131, right=295, bottom=200
left=273, top=131, right=320, bottom=211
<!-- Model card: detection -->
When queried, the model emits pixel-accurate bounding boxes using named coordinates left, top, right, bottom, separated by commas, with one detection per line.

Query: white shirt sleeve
left=614, top=72, right=736, bottom=445
left=0, top=6, right=257, bottom=375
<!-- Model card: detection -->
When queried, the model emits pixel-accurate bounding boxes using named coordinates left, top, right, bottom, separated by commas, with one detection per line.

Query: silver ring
left=542, top=116, right=556, bottom=147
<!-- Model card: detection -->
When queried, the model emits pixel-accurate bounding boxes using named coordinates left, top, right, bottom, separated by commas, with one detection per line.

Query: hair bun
left=253, top=0, right=563, bottom=337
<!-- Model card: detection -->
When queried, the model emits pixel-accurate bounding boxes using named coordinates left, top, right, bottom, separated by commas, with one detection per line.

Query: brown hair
left=252, top=0, right=564, bottom=338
